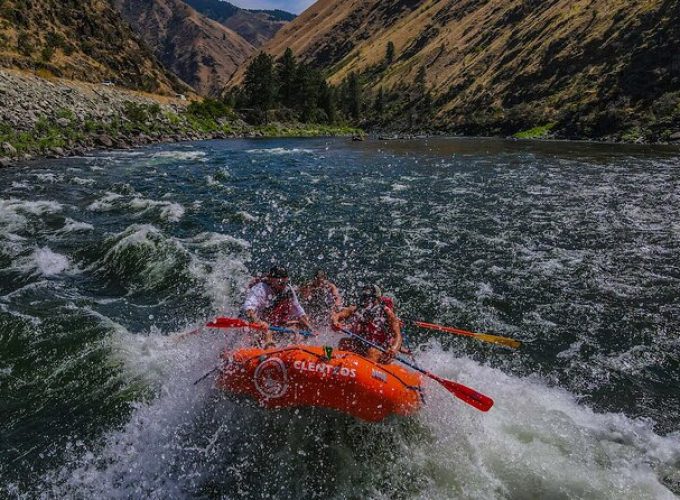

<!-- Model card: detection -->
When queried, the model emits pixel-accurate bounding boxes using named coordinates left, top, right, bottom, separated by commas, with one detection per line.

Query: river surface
left=1, top=137, right=679, bottom=499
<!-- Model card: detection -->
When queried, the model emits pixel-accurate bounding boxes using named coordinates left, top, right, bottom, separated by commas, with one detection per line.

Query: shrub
left=17, top=31, right=31, bottom=56
left=186, top=99, right=233, bottom=120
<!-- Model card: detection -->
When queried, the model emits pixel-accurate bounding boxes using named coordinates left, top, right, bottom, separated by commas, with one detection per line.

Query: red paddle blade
left=428, top=372, right=494, bottom=412
left=206, top=317, right=255, bottom=329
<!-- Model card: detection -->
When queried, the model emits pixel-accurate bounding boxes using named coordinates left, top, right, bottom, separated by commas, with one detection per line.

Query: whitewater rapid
left=1, top=138, right=679, bottom=498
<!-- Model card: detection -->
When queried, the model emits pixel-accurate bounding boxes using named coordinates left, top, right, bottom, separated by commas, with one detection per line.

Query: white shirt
left=242, top=282, right=306, bottom=320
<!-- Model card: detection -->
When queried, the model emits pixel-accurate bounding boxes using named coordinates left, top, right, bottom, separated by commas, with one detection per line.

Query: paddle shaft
left=194, top=366, right=219, bottom=385
left=207, top=317, right=315, bottom=338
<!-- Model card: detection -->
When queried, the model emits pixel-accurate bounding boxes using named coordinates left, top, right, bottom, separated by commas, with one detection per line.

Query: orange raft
left=216, top=345, right=424, bottom=422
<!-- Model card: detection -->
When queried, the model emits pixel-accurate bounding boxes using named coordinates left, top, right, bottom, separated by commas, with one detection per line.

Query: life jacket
left=350, top=299, right=393, bottom=347
left=261, top=285, right=296, bottom=326
left=305, top=281, right=336, bottom=311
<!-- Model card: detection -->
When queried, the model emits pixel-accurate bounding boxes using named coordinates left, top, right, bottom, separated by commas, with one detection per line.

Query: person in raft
left=331, top=284, right=402, bottom=364
left=298, top=269, right=343, bottom=328
left=242, top=266, right=312, bottom=348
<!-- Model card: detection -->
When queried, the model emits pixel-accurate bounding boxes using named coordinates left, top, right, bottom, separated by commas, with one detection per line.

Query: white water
left=22, top=333, right=678, bottom=499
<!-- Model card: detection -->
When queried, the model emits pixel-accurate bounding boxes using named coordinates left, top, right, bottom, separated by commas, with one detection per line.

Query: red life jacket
left=261, top=286, right=296, bottom=326
left=350, top=300, right=393, bottom=347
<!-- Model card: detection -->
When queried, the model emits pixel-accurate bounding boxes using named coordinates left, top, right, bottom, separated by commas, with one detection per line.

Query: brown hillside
left=184, top=0, right=292, bottom=47
left=0, top=0, right=183, bottom=94
left=258, top=0, right=680, bottom=138
left=114, top=0, right=255, bottom=96
left=222, top=10, right=289, bottom=47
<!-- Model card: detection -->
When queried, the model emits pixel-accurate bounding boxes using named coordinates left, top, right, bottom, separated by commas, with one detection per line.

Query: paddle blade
left=207, top=317, right=256, bottom=329
left=475, top=333, right=521, bottom=349
left=428, top=372, right=494, bottom=412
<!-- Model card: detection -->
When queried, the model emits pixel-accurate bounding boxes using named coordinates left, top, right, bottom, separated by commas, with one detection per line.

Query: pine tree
left=374, top=86, right=385, bottom=115
left=295, top=63, right=315, bottom=121
left=347, top=72, right=362, bottom=121
left=385, top=41, right=395, bottom=65
left=320, top=83, right=336, bottom=124
left=277, top=48, right=297, bottom=109
left=244, top=52, right=276, bottom=111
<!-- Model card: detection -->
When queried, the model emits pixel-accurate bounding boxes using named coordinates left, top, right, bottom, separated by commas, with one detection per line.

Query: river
left=1, top=137, right=679, bottom=498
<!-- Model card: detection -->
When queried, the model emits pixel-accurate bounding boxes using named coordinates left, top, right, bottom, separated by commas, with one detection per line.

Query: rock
left=56, top=118, right=71, bottom=127
left=114, top=138, right=130, bottom=149
left=96, top=134, right=114, bottom=148
left=0, top=157, right=12, bottom=168
left=670, top=131, right=680, bottom=141
left=1, top=142, right=17, bottom=156
left=52, top=147, right=65, bottom=157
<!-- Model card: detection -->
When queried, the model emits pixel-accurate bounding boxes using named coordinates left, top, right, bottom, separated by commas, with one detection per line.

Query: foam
left=246, top=148, right=315, bottom=155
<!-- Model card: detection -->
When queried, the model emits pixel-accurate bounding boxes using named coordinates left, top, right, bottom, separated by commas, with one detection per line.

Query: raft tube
left=216, top=345, right=423, bottom=422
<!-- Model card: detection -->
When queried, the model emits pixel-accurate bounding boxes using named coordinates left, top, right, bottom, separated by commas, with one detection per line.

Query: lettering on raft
left=293, top=360, right=357, bottom=378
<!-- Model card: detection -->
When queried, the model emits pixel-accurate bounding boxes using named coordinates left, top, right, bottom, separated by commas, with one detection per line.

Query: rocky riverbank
left=0, top=69, right=359, bottom=167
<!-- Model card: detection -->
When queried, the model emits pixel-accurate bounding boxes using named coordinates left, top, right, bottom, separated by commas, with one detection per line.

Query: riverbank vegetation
left=0, top=97, right=360, bottom=161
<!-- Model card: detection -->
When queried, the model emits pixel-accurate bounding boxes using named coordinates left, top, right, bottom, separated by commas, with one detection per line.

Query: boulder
left=56, top=118, right=71, bottom=127
left=1, top=142, right=17, bottom=156
left=96, top=134, right=114, bottom=148
left=0, top=157, right=12, bottom=168
left=670, top=131, right=680, bottom=141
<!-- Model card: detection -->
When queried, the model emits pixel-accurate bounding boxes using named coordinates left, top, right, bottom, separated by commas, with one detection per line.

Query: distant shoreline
left=1, top=69, right=678, bottom=168
left=0, top=69, right=359, bottom=167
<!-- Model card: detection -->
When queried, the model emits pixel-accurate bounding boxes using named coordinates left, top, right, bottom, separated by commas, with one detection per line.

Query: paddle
left=407, top=319, right=521, bottom=349
left=191, top=317, right=316, bottom=385
left=207, top=316, right=316, bottom=338
left=338, top=328, right=493, bottom=412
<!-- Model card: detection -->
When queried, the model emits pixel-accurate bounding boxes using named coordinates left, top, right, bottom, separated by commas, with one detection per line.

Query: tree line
left=226, top=44, right=436, bottom=128
left=227, top=49, right=362, bottom=124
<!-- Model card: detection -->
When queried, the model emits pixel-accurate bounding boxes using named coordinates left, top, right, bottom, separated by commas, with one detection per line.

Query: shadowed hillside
left=0, top=0, right=184, bottom=93
left=256, top=0, right=680, bottom=141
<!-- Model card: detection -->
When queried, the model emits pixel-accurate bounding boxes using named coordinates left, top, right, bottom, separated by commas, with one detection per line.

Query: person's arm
left=384, top=307, right=402, bottom=357
left=331, top=306, right=355, bottom=330
left=243, top=285, right=270, bottom=339
left=329, top=282, right=343, bottom=310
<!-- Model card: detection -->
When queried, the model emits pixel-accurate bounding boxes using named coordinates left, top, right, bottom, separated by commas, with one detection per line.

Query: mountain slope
left=185, top=0, right=294, bottom=47
left=261, top=0, right=680, bottom=139
left=114, top=0, right=255, bottom=96
left=0, top=0, right=183, bottom=93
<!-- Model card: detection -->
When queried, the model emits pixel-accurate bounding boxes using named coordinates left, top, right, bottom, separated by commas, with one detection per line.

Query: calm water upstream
left=1, top=137, right=679, bottom=498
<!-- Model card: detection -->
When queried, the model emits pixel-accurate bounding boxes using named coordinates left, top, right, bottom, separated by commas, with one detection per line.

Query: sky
left=228, top=0, right=316, bottom=14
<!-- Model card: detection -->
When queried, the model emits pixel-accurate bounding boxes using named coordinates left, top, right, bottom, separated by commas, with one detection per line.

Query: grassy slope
left=0, top=0, right=183, bottom=94
left=260, top=0, right=680, bottom=140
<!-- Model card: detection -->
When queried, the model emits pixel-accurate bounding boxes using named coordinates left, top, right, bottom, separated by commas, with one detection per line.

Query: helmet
left=360, top=284, right=381, bottom=304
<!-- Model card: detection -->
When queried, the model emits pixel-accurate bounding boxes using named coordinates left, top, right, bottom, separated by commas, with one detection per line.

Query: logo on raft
left=293, top=360, right=357, bottom=378
left=254, top=357, right=289, bottom=399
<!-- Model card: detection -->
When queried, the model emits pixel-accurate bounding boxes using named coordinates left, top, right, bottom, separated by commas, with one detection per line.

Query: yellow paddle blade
left=474, top=333, right=522, bottom=349
left=410, top=321, right=522, bottom=349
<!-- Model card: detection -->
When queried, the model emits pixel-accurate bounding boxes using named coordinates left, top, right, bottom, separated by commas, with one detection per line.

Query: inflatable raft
left=216, top=345, right=424, bottom=422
